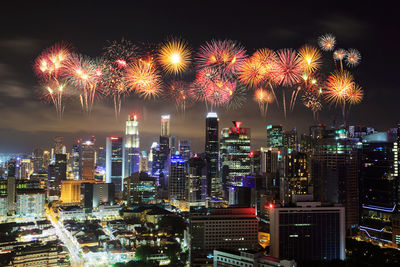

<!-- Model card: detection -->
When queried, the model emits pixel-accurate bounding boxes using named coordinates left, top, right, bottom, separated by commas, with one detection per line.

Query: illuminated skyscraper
left=168, top=154, right=186, bottom=201
left=205, top=112, right=221, bottom=199
left=161, top=114, right=170, bottom=137
left=106, top=137, right=124, bottom=192
left=178, top=140, right=191, bottom=162
left=124, top=114, right=140, bottom=177
left=220, top=121, right=251, bottom=190
left=283, top=128, right=298, bottom=151
left=32, top=148, right=44, bottom=173
left=79, top=137, right=96, bottom=180
left=266, top=125, right=283, bottom=148
left=53, top=136, right=64, bottom=155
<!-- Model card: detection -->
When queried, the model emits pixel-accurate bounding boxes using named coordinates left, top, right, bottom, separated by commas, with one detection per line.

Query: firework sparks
left=254, top=88, right=274, bottom=117
left=126, top=59, right=162, bottom=99
left=167, top=81, right=193, bottom=113
left=302, top=91, right=323, bottom=122
left=275, top=48, right=303, bottom=87
left=318, top=34, right=336, bottom=51
left=298, top=45, right=322, bottom=73
left=324, top=70, right=354, bottom=105
left=64, top=53, right=103, bottom=114
left=158, top=38, right=191, bottom=75
left=102, top=39, right=138, bottom=118
left=345, top=48, right=361, bottom=67
left=196, top=40, right=247, bottom=77
left=346, top=83, right=363, bottom=105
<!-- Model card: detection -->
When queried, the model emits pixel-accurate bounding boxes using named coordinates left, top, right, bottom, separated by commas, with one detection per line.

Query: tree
left=134, top=245, right=158, bottom=261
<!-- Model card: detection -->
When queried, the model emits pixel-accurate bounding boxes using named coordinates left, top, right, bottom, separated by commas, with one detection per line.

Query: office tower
left=287, top=151, right=309, bottom=196
left=79, top=137, right=96, bottom=180
left=55, top=154, right=67, bottom=182
left=266, top=125, right=283, bottom=148
left=348, top=125, right=376, bottom=138
left=299, top=134, right=313, bottom=154
left=43, top=150, right=51, bottom=170
left=168, top=154, right=186, bottom=201
left=359, top=129, right=400, bottom=244
left=220, top=121, right=251, bottom=190
left=139, top=151, right=149, bottom=173
left=205, top=112, right=221, bottom=199
left=189, top=207, right=258, bottom=259
left=159, top=136, right=170, bottom=185
left=161, top=114, right=170, bottom=137
left=170, top=134, right=176, bottom=155
left=124, top=114, right=140, bottom=177
left=106, top=137, right=124, bottom=192
left=32, top=148, right=44, bottom=173
left=178, top=140, right=191, bottom=162
left=186, top=156, right=206, bottom=203
left=7, top=177, right=16, bottom=215
left=283, top=128, right=298, bottom=151
left=60, top=180, right=85, bottom=203
left=83, top=183, right=115, bottom=210
left=53, top=136, right=64, bottom=155
left=269, top=201, right=345, bottom=261
left=260, top=147, right=283, bottom=205
left=311, top=128, right=359, bottom=230
left=124, top=172, right=157, bottom=204
left=47, top=154, right=67, bottom=199
left=71, top=144, right=80, bottom=179
left=15, top=188, right=46, bottom=218
left=149, top=142, right=159, bottom=176
left=96, top=146, right=106, bottom=169
left=249, top=150, right=261, bottom=174
left=7, top=159, right=16, bottom=178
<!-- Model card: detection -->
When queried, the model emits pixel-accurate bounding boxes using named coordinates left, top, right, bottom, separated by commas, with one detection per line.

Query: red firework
left=34, top=43, right=71, bottom=80
left=196, top=40, right=247, bottom=76
left=167, top=81, right=193, bottom=112
left=275, top=48, right=303, bottom=87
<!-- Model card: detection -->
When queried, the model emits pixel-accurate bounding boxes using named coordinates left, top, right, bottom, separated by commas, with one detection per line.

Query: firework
left=204, top=79, right=236, bottom=108
left=64, top=53, right=103, bottom=114
left=302, top=91, right=323, bottom=122
left=126, top=59, right=162, bottom=99
left=298, top=45, right=322, bottom=73
left=346, top=83, right=363, bottom=105
left=39, top=81, right=67, bottom=119
left=226, top=83, right=247, bottom=110
left=102, top=39, right=138, bottom=118
left=254, top=88, right=274, bottom=116
left=318, top=34, right=336, bottom=51
left=324, top=70, right=354, bottom=105
left=275, top=49, right=302, bottom=87
left=239, top=48, right=277, bottom=88
left=196, top=39, right=247, bottom=77
left=345, top=49, right=361, bottom=67
left=167, top=81, right=193, bottom=112
left=158, top=38, right=191, bottom=75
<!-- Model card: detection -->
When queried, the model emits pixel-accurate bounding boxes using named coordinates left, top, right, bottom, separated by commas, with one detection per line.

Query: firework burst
left=318, top=34, right=336, bottom=51
left=345, top=49, right=361, bottom=67
left=275, top=48, right=303, bottom=87
left=63, top=53, right=103, bottom=115
left=254, top=88, right=274, bottom=117
left=196, top=39, right=247, bottom=77
left=302, top=91, right=323, bottom=122
left=126, top=59, right=162, bottom=99
left=298, top=45, right=322, bottom=73
left=102, top=39, right=138, bottom=118
left=346, top=83, right=363, bottom=105
left=324, top=70, right=354, bottom=106
left=158, top=38, right=191, bottom=75
left=167, top=81, right=193, bottom=113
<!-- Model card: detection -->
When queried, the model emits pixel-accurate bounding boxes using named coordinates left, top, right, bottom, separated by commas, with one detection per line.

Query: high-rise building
left=79, top=137, right=96, bottom=180
left=287, top=151, right=309, bottom=197
left=96, top=146, right=106, bottom=169
left=220, top=121, right=251, bottom=190
left=186, top=156, right=206, bottom=203
left=205, top=112, right=221, bottom=199
left=269, top=201, right=345, bottom=261
left=283, top=128, right=298, bottom=152
left=124, top=172, right=157, bottom=204
left=178, top=140, right=191, bottom=162
left=83, top=182, right=115, bottom=210
left=161, top=114, right=170, bottom=137
left=168, top=154, right=186, bottom=201
left=71, top=144, right=80, bottom=179
left=189, top=207, right=258, bottom=260
left=311, top=128, right=359, bottom=230
left=139, top=151, right=149, bottom=173
left=266, top=125, right=283, bottom=148
left=359, top=129, right=400, bottom=244
left=124, top=114, right=140, bottom=177
left=53, top=136, right=64, bottom=155
left=32, top=148, right=44, bottom=173
left=106, top=137, right=124, bottom=192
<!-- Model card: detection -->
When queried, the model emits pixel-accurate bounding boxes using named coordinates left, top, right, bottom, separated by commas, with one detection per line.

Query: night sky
left=1, top=1, right=398, bottom=153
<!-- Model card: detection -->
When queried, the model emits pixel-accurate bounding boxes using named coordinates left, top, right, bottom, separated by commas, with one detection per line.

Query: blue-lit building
left=106, top=137, right=124, bottom=192
left=359, top=129, right=400, bottom=244
left=168, top=154, right=186, bottom=201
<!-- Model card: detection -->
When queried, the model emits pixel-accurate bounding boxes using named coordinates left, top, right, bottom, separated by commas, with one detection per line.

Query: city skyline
left=1, top=1, right=399, bottom=152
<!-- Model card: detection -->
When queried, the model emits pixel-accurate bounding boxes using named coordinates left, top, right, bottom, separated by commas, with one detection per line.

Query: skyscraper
left=186, top=155, right=206, bottom=203
left=205, top=112, right=221, bottom=199
left=266, top=125, right=283, bottom=148
left=283, top=128, right=298, bottom=151
left=161, top=114, right=170, bottom=137
left=220, top=121, right=251, bottom=191
left=106, top=137, right=124, bottom=192
left=168, top=154, right=186, bottom=201
left=79, top=138, right=96, bottom=180
left=32, top=148, right=44, bottom=173
left=178, top=140, right=191, bottom=162
left=53, top=136, right=64, bottom=155
left=359, top=129, right=400, bottom=244
left=124, top=114, right=140, bottom=177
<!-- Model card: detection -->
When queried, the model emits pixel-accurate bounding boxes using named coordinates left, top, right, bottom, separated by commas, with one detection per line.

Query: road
left=46, top=207, right=85, bottom=267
